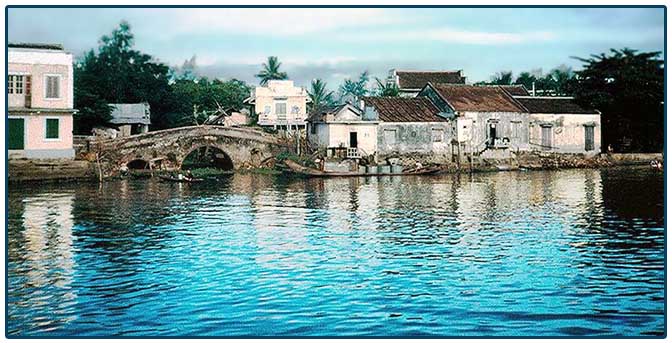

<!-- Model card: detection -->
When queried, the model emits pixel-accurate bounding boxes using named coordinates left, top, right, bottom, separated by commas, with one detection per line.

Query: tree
left=255, top=56, right=288, bottom=85
left=74, top=21, right=173, bottom=133
left=374, top=77, right=400, bottom=97
left=490, top=71, right=513, bottom=85
left=569, top=48, right=664, bottom=152
left=162, top=77, right=251, bottom=128
left=514, top=72, right=537, bottom=90
left=307, top=79, right=336, bottom=112
left=339, top=71, right=370, bottom=103
left=547, top=65, right=574, bottom=96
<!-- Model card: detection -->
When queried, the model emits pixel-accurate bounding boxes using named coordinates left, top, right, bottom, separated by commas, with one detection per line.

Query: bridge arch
left=127, top=159, right=150, bottom=170
left=181, top=146, right=234, bottom=171
left=93, top=125, right=290, bottom=176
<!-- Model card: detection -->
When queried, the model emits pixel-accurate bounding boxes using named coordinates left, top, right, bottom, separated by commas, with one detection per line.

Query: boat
left=283, top=160, right=441, bottom=177
left=159, top=175, right=205, bottom=183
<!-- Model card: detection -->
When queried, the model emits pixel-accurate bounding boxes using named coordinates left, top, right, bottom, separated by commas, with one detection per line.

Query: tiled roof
left=8, top=42, right=64, bottom=50
left=515, top=97, right=599, bottom=114
left=500, top=85, right=530, bottom=96
left=362, top=97, right=444, bottom=122
left=430, top=84, right=527, bottom=112
left=396, top=71, right=466, bottom=89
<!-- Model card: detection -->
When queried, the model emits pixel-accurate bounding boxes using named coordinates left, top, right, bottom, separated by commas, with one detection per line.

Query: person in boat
left=185, top=170, right=194, bottom=181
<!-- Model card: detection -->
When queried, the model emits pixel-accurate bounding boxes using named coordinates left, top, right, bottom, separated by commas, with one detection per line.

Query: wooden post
left=95, top=152, right=103, bottom=183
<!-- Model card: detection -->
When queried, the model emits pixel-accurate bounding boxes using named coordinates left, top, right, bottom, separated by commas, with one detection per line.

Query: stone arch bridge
left=91, top=125, right=291, bottom=176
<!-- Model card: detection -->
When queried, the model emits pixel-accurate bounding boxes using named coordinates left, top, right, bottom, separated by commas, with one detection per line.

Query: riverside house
left=244, top=80, right=310, bottom=129
left=514, top=96, right=602, bottom=156
left=307, top=81, right=601, bottom=166
left=109, top=103, right=151, bottom=137
left=306, top=97, right=454, bottom=163
left=8, top=43, right=76, bottom=159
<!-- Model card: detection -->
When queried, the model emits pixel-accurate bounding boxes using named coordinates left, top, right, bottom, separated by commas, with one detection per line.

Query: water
left=7, top=167, right=665, bottom=337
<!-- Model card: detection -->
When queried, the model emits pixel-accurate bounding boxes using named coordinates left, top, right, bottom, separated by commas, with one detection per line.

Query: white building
left=244, top=80, right=310, bottom=128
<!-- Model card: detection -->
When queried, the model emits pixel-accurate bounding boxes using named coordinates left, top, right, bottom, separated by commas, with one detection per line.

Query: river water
left=7, top=167, right=665, bottom=337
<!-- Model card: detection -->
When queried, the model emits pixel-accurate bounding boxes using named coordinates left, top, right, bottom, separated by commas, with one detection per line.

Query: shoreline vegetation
left=7, top=152, right=663, bottom=184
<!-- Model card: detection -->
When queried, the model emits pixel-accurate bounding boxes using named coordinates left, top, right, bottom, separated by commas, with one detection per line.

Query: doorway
left=541, top=126, right=552, bottom=150
left=9, top=118, right=24, bottom=150
left=349, top=132, right=358, bottom=148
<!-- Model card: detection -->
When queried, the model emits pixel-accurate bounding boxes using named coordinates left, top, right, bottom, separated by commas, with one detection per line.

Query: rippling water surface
left=7, top=167, right=665, bottom=337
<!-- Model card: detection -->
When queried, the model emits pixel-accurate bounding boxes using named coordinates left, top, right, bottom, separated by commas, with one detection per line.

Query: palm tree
left=374, top=77, right=400, bottom=97
left=339, top=71, right=370, bottom=103
left=308, top=79, right=335, bottom=112
left=255, top=56, right=288, bottom=85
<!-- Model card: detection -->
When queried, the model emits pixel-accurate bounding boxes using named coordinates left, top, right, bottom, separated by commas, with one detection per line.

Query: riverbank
left=7, top=152, right=663, bottom=183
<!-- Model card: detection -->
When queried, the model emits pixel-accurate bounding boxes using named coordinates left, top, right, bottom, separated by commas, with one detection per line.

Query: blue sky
left=8, top=7, right=665, bottom=89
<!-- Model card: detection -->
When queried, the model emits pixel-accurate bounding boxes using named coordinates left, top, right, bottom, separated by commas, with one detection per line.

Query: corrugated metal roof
left=109, top=103, right=151, bottom=125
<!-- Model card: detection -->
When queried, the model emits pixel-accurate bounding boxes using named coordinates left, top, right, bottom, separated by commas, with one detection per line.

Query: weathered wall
left=377, top=122, right=455, bottom=160
left=529, top=113, right=601, bottom=156
left=459, top=111, right=530, bottom=152
left=310, top=122, right=378, bottom=156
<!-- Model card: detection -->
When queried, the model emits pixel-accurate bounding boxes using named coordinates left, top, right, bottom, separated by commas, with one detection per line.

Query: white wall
left=529, top=113, right=601, bottom=155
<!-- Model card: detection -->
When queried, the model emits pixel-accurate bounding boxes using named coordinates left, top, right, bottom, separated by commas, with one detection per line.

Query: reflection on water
left=7, top=167, right=665, bottom=337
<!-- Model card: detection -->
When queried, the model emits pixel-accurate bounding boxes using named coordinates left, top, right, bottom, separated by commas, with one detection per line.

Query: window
left=263, top=105, right=271, bottom=114
left=45, top=75, right=61, bottom=99
left=46, top=118, right=60, bottom=139
left=8, top=75, right=26, bottom=95
left=310, top=124, right=316, bottom=135
left=541, top=125, right=552, bottom=150
left=275, top=102, right=287, bottom=115
left=511, top=121, right=521, bottom=139
left=384, top=129, right=397, bottom=144
left=584, top=125, right=595, bottom=151
left=291, top=106, right=300, bottom=115
left=432, top=128, right=444, bottom=142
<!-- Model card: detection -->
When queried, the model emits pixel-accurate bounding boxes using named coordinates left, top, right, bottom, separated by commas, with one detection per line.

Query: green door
left=8, top=118, right=24, bottom=150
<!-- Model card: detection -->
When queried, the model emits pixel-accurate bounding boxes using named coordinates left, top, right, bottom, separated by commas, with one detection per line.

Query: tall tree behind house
left=568, top=48, right=664, bottom=152
left=74, top=21, right=173, bottom=134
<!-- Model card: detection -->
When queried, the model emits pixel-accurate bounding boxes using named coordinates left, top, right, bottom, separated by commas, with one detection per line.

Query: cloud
left=167, top=8, right=404, bottom=36
left=341, top=27, right=556, bottom=45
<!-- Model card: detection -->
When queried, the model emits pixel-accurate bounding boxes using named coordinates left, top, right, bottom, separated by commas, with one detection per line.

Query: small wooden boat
left=159, top=175, right=205, bottom=183
left=283, top=160, right=441, bottom=177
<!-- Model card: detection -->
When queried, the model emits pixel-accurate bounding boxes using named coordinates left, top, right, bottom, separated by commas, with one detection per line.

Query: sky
left=7, top=7, right=665, bottom=89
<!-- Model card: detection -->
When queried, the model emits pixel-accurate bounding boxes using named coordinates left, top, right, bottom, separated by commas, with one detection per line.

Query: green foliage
left=514, top=72, right=537, bottom=90
left=255, top=56, right=288, bottom=85
left=74, top=21, right=173, bottom=134
left=374, top=77, right=400, bottom=97
left=490, top=71, right=513, bottom=85
left=307, top=79, right=336, bottom=112
left=569, top=48, right=664, bottom=152
left=160, top=77, right=251, bottom=128
left=339, top=71, right=370, bottom=103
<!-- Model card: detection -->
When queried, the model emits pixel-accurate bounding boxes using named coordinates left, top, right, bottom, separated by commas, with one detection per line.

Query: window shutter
left=46, top=118, right=59, bottom=139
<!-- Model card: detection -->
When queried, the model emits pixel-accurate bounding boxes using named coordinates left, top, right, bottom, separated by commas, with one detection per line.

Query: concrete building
left=306, top=103, right=378, bottom=158
left=420, top=83, right=530, bottom=160
left=8, top=43, right=76, bottom=159
left=109, top=103, right=151, bottom=137
left=387, top=69, right=467, bottom=97
left=244, top=80, right=310, bottom=128
left=362, top=97, right=455, bottom=162
left=306, top=97, right=453, bottom=163
left=514, top=97, right=602, bottom=156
